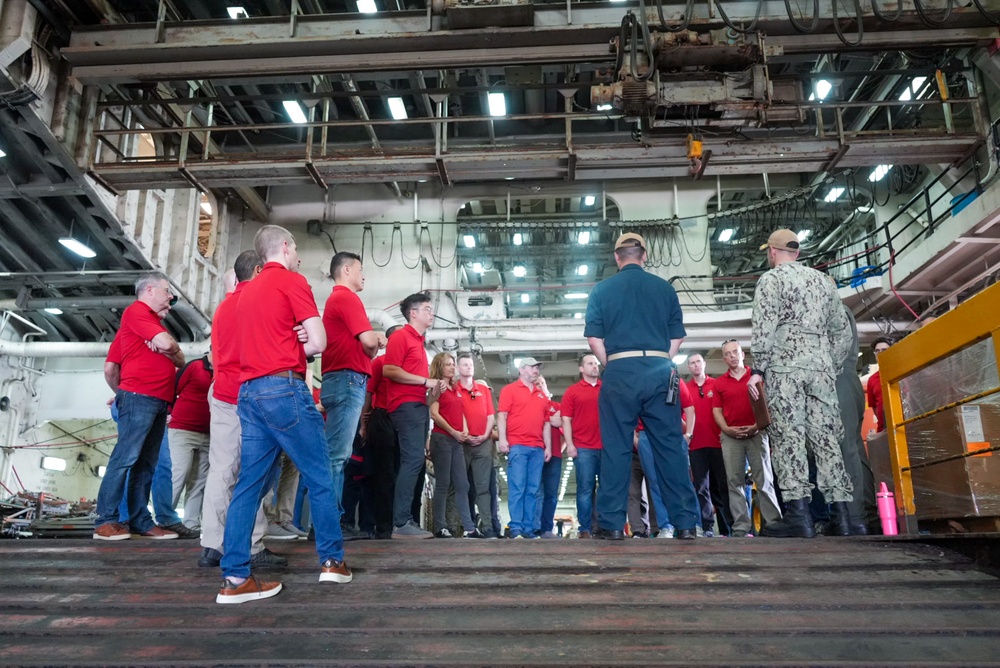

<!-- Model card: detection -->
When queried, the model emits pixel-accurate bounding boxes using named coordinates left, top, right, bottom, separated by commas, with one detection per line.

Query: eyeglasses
left=698, top=386, right=704, bottom=398
left=721, top=338, right=738, bottom=346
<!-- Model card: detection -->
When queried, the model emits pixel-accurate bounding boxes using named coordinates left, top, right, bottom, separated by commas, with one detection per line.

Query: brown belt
left=606, top=350, right=671, bottom=362
left=265, top=371, right=305, bottom=381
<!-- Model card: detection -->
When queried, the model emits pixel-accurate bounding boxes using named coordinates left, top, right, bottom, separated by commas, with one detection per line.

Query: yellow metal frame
left=878, top=281, right=1000, bottom=533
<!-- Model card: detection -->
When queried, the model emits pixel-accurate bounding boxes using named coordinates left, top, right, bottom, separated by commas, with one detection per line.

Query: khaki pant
left=201, top=394, right=267, bottom=554
left=263, top=453, right=300, bottom=525
left=720, top=431, right=782, bottom=533
left=168, top=428, right=210, bottom=529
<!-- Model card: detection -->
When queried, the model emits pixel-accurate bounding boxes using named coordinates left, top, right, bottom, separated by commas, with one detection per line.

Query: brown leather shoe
left=93, top=522, right=130, bottom=541
left=134, top=526, right=178, bottom=540
left=216, top=576, right=282, bottom=604
left=578, top=530, right=592, bottom=539
left=319, top=559, right=353, bottom=584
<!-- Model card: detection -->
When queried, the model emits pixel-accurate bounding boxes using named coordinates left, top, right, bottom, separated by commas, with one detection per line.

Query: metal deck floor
left=1, top=535, right=999, bottom=667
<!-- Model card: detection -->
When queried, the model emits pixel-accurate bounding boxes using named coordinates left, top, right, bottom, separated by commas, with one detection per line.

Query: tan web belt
left=606, top=350, right=671, bottom=362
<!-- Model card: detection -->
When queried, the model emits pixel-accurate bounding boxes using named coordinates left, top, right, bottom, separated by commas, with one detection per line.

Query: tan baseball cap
left=614, top=232, right=646, bottom=250
left=519, top=357, right=542, bottom=368
left=759, top=229, right=800, bottom=252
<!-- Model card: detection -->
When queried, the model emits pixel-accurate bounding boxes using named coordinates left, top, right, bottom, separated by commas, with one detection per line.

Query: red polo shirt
left=211, top=283, right=244, bottom=405
left=712, top=367, right=759, bottom=428
left=459, top=381, right=494, bottom=436
left=548, top=400, right=563, bottom=459
left=433, top=384, right=464, bottom=435
left=111, top=301, right=176, bottom=403
left=236, top=262, right=320, bottom=383
left=685, top=377, right=722, bottom=450
left=867, top=371, right=885, bottom=432
left=561, top=379, right=602, bottom=450
left=384, top=324, right=428, bottom=412
left=636, top=383, right=691, bottom=432
left=498, top=380, right=550, bottom=448
left=321, top=285, right=373, bottom=376
left=368, top=356, right=389, bottom=411
left=170, top=359, right=212, bottom=433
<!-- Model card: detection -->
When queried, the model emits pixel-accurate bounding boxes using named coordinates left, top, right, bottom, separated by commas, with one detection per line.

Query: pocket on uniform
left=253, top=391, right=299, bottom=432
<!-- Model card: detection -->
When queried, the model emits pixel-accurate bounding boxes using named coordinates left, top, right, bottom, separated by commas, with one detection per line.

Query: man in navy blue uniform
left=584, top=232, right=700, bottom=540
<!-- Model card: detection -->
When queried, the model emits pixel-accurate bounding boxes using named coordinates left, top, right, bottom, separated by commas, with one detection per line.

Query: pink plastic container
left=876, top=482, right=898, bottom=536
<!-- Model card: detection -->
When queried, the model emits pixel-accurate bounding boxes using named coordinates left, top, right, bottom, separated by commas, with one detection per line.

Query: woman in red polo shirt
left=428, top=353, right=482, bottom=538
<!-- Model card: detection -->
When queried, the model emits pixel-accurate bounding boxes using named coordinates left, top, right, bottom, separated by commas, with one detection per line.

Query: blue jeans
left=597, top=358, right=700, bottom=533
left=222, top=376, right=344, bottom=578
left=506, top=445, right=545, bottom=537
left=109, top=401, right=176, bottom=525
left=389, top=401, right=429, bottom=528
left=637, top=432, right=672, bottom=530
left=573, top=448, right=602, bottom=533
left=97, top=391, right=168, bottom=532
left=535, top=455, right=562, bottom=534
left=321, top=370, right=369, bottom=521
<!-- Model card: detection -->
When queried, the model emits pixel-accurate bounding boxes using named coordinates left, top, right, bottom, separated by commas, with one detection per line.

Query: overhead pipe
left=0, top=296, right=212, bottom=339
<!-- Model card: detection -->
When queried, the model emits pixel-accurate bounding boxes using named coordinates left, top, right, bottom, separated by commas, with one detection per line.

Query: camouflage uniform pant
left=766, top=369, right=853, bottom=503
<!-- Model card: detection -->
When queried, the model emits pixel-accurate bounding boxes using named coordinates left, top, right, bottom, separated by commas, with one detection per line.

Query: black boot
left=761, top=498, right=815, bottom=538
left=829, top=502, right=851, bottom=536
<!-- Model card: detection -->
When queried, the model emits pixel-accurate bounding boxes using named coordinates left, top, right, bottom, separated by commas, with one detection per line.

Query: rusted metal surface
left=0, top=536, right=999, bottom=666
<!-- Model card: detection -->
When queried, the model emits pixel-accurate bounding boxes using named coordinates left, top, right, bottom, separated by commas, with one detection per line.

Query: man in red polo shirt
left=217, top=225, right=350, bottom=605
left=712, top=339, right=783, bottom=538
left=361, top=325, right=403, bottom=539
left=383, top=292, right=443, bottom=539
left=498, top=357, right=552, bottom=539
left=199, top=251, right=284, bottom=570
left=321, top=251, right=386, bottom=526
left=685, top=354, right=732, bottom=538
left=456, top=352, right=496, bottom=537
left=562, top=353, right=603, bottom=538
left=95, top=271, right=185, bottom=541
left=168, top=354, right=213, bottom=533
left=866, top=337, right=892, bottom=432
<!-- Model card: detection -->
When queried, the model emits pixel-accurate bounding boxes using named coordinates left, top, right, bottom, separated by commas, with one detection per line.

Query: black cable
left=614, top=14, right=629, bottom=78
left=972, top=0, right=1000, bottom=24
left=713, top=0, right=765, bottom=34
left=913, top=0, right=954, bottom=28
left=656, top=0, right=694, bottom=32
left=870, top=0, right=902, bottom=22
left=396, top=226, right=421, bottom=270
left=322, top=229, right=337, bottom=253
left=783, top=0, right=820, bottom=33
left=832, top=0, right=864, bottom=47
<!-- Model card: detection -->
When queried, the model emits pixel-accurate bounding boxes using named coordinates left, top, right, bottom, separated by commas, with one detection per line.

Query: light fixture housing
left=577, top=231, right=591, bottom=245
left=574, top=312, right=583, bottom=319
left=226, top=6, right=248, bottom=19
left=282, top=100, right=308, bottom=124
left=565, top=292, right=588, bottom=299
left=387, top=97, right=407, bottom=120
left=718, top=228, right=735, bottom=242
left=44, top=307, right=63, bottom=315
left=576, top=264, right=589, bottom=276
left=814, top=79, right=832, bottom=101
left=672, top=354, right=689, bottom=364
left=487, top=92, right=506, bottom=117
left=869, top=165, right=893, bottom=182
left=41, top=456, right=66, bottom=472
left=98, top=465, right=106, bottom=478
left=356, top=0, right=377, bottom=12
left=824, top=187, right=845, bottom=203
left=512, top=265, right=527, bottom=278
left=596, top=103, right=613, bottom=111
left=512, top=233, right=523, bottom=246
left=59, top=237, right=96, bottom=258
left=520, top=293, right=530, bottom=304
left=472, top=262, right=484, bottom=274
left=583, top=195, right=596, bottom=206
left=463, top=234, right=476, bottom=248
left=797, top=230, right=812, bottom=242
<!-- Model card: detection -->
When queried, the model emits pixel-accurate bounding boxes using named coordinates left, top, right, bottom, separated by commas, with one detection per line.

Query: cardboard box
left=904, top=403, right=1000, bottom=519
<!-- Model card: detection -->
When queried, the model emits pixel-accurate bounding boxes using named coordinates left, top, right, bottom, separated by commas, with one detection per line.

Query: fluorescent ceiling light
left=576, top=264, right=589, bottom=276
left=487, top=92, right=506, bottom=117
left=815, top=79, right=832, bottom=101
left=797, top=230, right=811, bottom=242
left=226, top=6, right=248, bottom=19
left=718, top=228, right=735, bottom=242
left=504, top=176, right=515, bottom=180
left=282, top=100, right=308, bottom=124
left=463, top=234, right=476, bottom=248
left=574, top=312, right=583, bottom=319
left=512, top=265, right=527, bottom=278
left=387, top=97, right=407, bottom=120
left=512, top=233, right=523, bottom=246
left=200, top=200, right=212, bottom=214
left=59, top=237, right=96, bottom=258
left=899, top=76, right=927, bottom=102
left=44, top=308, right=63, bottom=315
left=356, top=0, right=377, bottom=12
left=869, top=165, right=893, bottom=182
left=583, top=195, right=596, bottom=206
left=565, top=292, right=588, bottom=299
left=98, top=465, right=106, bottom=478
left=0, top=148, right=6, bottom=158
left=472, top=262, right=484, bottom=274
left=596, top=103, right=613, bottom=111
left=824, top=187, right=845, bottom=203
left=672, top=354, right=689, bottom=364
left=520, top=293, right=530, bottom=304
left=577, top=231, right=591, bottom=245
left=41, top=456, right=66, bottom=472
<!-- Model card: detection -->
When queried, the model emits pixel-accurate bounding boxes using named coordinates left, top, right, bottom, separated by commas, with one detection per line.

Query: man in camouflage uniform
left=747, top=229, right=853, bottom=538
